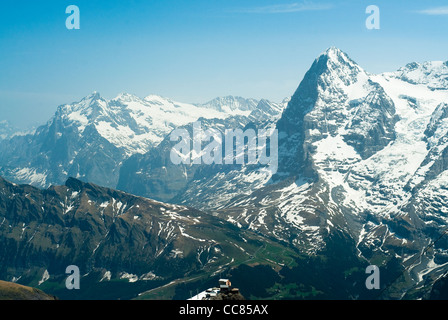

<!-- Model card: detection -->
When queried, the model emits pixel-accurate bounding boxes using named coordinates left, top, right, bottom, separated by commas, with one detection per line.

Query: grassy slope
left=0, top=280, right=57, bottom=300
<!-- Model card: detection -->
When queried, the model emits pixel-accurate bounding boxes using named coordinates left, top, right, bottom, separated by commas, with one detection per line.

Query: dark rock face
left=429, top=273, right=448, bottom=300
left=210, top=291, right=245, bottom=300
left=2, top=48, right=448, bottom=300
left=0, top=119, right=125, bottom=189
left=0, top=93, right=284, bottom=191
left=275, top=48, right=398, bottom=181
left=343, top=85, right=398, bottom=159
left=418, top=103, right=448, bottom=183
left=117, top=116, right=258, bottom=203
left=0, top=176, right=250, bottom=285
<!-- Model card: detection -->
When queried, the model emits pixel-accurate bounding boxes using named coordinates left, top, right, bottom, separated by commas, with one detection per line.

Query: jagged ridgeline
left=1, top=48, right=448, bottom=299
left=0, top=176, right=304, bottom=300
left=0, top=94, right=285, bottom=189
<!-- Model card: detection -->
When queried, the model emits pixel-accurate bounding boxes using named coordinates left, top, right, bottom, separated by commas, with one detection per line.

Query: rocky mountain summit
left=1, top=47, right=448, bottom=299
left=0, top=93, right=284, bottom=190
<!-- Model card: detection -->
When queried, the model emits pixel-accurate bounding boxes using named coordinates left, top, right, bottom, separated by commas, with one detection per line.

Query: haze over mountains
left=0, top=93, right=286, bottom=189
left=0, top=121, right=15, bottom=140
left=1, top=47, right=448, bottom=299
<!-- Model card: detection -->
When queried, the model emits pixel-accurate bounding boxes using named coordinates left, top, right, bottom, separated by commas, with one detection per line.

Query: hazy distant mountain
left=0, top=121, right=17, bottom=140
left=121, top=47, right=448, bottom=298
left=197, top=47, right=448, bottom=298
left=0, top=93, right=283, bottom=189
left=2, top=47, right=448, bottom=299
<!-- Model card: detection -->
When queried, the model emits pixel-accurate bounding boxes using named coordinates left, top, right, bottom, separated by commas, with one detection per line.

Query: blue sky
left=1, top=0, right=448, bottom=128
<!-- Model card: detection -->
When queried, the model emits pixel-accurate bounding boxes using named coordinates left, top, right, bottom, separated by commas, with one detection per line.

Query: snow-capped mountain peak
left=54, top=91, right=107, bottom=132
left=317, top=47, right=365, bottom=77
left=2, top=47, right=448, bottom=299
left=85, top=90, right=101, bottom=99
left=0, top=90, right=285, bottom=189
left=320, top=46, right=352, bottom=62
left=53, top=92, right=233, bottom=156
left=112, top=92, right=144, bottom=103
left=0, top=120, right=16, bottom=140
left=392, top=60, right=448, bottom=89
left=197, top=96, right=259, bottom=115
left=144, top=94, right=172, bottom=104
